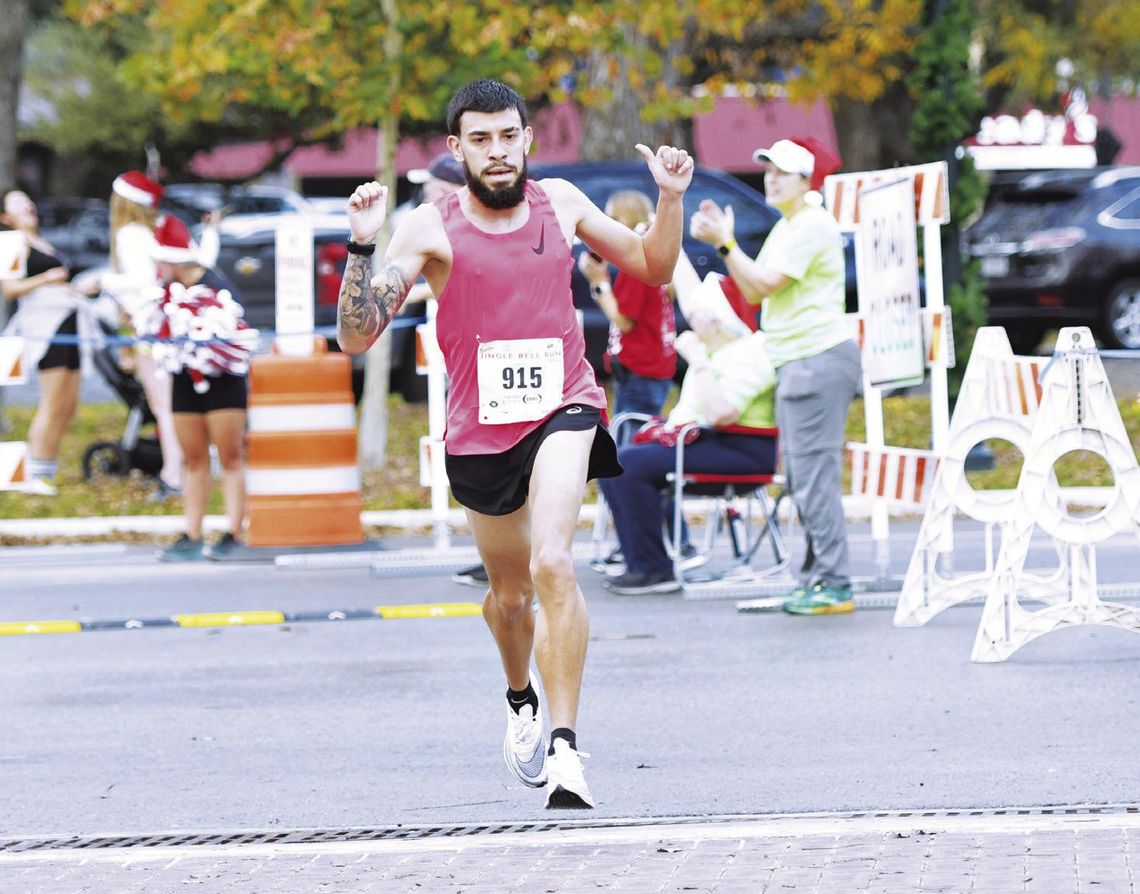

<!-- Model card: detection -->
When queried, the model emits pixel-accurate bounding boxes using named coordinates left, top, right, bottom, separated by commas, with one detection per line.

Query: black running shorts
left=171, top=370, right=248, bottom=414
left=37, top=312, right=80, bottom=371
left=446, top=404, right=623, bottom=516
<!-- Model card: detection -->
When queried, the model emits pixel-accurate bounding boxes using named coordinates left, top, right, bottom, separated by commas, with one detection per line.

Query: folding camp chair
left=666, top=422, right=787, bottom=588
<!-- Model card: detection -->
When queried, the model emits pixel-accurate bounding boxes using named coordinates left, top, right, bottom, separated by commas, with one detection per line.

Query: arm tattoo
left=337, top=255, right=412, bottom=342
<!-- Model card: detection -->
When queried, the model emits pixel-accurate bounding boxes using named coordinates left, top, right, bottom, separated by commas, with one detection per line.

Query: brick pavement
left=1, top=811, right=1136, bottom=893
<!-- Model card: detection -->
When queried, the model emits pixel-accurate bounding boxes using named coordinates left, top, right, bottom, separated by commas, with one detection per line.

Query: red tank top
left=435, top=180, right=607, bottom=455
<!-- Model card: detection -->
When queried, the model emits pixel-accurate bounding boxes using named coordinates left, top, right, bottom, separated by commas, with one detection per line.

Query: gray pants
left=775, top=339, right=862, bottom=588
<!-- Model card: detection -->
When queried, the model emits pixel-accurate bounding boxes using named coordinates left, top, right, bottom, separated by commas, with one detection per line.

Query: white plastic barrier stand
left=971, top=327, right=1140, bottom=662
left=0, top=336, right=28, bottom=491
left=895, top=327, right=1069, bottom=627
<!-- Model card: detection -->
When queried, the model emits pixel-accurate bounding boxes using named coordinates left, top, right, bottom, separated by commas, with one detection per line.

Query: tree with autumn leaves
left=17, top=0, right=1138, bottom=459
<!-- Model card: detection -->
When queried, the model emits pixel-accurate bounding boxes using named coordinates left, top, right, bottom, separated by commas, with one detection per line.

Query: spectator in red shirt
left=578, top=190, right=676, bottom=432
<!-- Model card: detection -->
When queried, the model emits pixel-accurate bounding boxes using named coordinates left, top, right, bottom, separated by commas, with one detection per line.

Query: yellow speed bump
left=0, top=620, right=82, bottom=636
left=173, top=611, right=286, bottom=628
left=375, top=603, right=482, bottom=620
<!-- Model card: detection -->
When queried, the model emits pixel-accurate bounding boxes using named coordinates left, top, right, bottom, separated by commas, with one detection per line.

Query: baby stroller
left=81, top=321, right=164, bottom=482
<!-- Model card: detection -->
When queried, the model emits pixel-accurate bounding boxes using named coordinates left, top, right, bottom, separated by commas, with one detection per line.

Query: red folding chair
left=666, top=422, right=787, bottom=588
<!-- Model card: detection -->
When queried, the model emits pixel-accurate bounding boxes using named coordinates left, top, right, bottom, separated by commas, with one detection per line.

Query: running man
left=337, top=79, right=692, bottom=808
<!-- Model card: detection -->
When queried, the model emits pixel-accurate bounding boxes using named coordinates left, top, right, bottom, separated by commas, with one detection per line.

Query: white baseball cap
left=752, top=140, right=816, bottom=178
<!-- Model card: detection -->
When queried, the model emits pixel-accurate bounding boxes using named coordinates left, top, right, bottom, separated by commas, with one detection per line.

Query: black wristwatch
left=346, top=240, right=377, bottom=256
left=717, top=239, right=736, bottom=257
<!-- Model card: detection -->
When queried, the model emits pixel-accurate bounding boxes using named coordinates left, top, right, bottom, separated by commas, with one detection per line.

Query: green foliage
left=21, top=19, right=181, bottom=160
left=906, top=0, right=983, bottom=152
left=907, top=0, right=987, bottom=396
left=946, top=259, right=988, bottom=392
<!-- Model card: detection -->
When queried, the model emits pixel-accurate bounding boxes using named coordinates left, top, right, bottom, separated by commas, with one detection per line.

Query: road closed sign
left=856, top=177, right=925, bottom=387
left=274, top=217, right=315, bottom=356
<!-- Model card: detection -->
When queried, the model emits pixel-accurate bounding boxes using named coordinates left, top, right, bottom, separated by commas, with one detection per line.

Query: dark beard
left=464, top=159, right=528, bottom=210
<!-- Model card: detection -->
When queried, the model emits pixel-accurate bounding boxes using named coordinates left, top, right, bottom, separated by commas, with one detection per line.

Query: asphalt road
left=3, top=525, right=1139, bottom=840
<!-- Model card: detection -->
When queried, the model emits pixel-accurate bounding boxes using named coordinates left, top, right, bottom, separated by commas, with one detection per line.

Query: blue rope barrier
left=7, top=316, right=427, bottom=348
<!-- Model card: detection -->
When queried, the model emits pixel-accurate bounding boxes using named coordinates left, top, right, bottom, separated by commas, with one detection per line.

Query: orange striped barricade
left=972, top=327, right=1140, bottom=662
left=0, top=336, right=27, bottom=491
left=244, top=338, right=364, bottom=547
left=848, top=443, right=939, bottom=511
left=895, top=326, right=1068, bottom=627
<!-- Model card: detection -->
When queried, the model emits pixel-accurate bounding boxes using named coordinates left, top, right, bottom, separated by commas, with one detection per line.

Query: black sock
left=506, top=683, right=538, bottom=715
left=549, top=727, right=576, bottom=754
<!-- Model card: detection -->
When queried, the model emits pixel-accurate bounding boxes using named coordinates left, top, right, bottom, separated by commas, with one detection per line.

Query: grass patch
left=1, top=393, right=1137, bottom=533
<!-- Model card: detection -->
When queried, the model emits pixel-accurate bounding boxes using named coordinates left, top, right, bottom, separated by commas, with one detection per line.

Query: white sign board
left=0, top=231, right=26, bottom=281
left=856, top=177, right=925, bottom=388
left=274, top=218, right=315, bottom=356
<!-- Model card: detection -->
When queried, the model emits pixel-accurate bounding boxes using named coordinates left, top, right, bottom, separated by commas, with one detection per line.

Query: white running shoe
left=503, top=677, right=547, bottom=788
left=544, top=739, right=595, bottom=809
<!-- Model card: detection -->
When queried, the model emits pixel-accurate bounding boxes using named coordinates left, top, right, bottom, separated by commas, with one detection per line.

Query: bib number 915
left=503, top=366, right=543, bottom=390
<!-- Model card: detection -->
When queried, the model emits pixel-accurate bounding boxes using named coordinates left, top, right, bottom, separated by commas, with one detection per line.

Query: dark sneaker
left=204, top=532, right=241, bottom=560
left=603, top=569, right=681, bottom=595
left=545, top=739, right=595, bottom=809
left=157, top=534, right=204, bottom=563
left=452, top=563, right=489, bottom=587
left=503, top=673, right=547, bottom=788
left=783, top=582, right=855, bottom=615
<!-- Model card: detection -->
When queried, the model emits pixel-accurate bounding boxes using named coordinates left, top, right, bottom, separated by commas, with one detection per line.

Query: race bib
left=477, top=337, right=564, bottom=424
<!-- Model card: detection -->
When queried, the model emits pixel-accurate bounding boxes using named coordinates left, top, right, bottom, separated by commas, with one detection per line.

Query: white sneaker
left=544, top=739, right=595, bottom=809
left=503, top=676, right=547, bottom=788
left=24, top=476, right=57, bottom=497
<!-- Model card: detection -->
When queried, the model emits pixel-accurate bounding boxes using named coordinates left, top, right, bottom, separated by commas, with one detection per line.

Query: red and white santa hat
left=150, top=214, right=200, bottom=264
left=752, top=138, right=842, bottom=192
left=112, top=170, right=164, bottom=208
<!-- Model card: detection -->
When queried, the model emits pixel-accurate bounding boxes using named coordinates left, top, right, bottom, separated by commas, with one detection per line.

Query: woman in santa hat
left=98, top=170, right=187, bottom=502
left=690, top=136, right=862, bottom=616
left=147, top=215, right=255, bottom=562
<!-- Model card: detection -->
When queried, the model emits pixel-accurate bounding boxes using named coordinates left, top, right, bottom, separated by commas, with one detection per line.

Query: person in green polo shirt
left=690, top=137, right=862, bottom=615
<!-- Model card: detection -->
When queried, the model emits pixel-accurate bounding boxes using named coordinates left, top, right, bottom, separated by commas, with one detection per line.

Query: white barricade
left=414, top=298, right=451, bottom=550
left=0, top=336, right=28, bottom=491
left=895, top=327, right=1069, bottom=627
left=971, top=326, right=1140, bottom=662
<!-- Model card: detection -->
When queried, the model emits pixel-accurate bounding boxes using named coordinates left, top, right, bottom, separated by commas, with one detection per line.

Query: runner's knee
left=529, top=546, right=575, bottom=592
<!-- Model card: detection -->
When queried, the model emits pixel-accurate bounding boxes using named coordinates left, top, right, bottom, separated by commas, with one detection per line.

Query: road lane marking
left=0, top=604, right=482, bottom=636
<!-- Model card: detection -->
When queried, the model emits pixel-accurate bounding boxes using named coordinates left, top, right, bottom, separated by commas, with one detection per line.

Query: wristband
left=346, top=240, right=377, bottom=256
left=592, top=282, right=610, bottom=298
left=717, top=239, right=737, bottom=257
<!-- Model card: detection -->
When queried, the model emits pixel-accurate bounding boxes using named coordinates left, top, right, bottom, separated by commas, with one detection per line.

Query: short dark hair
left=447, top=79, right=528, bottom=136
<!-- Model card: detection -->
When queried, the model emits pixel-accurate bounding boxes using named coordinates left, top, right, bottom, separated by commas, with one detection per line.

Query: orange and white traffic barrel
left=244, top=338, right=363, bottom=547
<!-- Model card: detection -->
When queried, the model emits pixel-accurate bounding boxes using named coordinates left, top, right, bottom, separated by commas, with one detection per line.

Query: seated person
left=599, top=276, right=777, bottom=596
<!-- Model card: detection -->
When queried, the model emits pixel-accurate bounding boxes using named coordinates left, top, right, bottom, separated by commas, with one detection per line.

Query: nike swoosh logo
left=532, top=222, right=545, bottom=255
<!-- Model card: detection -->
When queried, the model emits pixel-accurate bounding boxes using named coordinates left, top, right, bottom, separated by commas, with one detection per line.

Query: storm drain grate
left=2, top=806, right=1135, bottom=854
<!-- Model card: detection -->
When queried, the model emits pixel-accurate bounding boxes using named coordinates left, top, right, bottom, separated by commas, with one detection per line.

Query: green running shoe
left=157, top=534, right=204, bottom=563
left=782, top=582, right=855, bottom=615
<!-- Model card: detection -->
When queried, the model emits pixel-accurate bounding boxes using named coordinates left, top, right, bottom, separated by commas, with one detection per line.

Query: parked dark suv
left=964, top=166, right=1140, bottom=351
